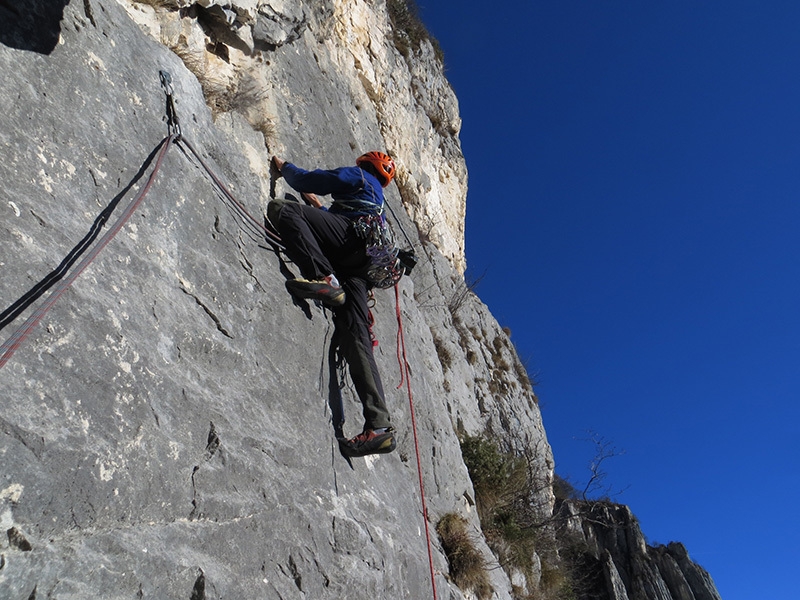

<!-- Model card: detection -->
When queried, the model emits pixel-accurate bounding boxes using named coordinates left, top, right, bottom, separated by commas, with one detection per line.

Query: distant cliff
left=557, top=501, right=722, bottom=600
left=0, top=2, right=720, bottom=599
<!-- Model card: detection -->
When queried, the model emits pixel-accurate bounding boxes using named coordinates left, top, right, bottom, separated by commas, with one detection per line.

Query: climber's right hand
left=271, top=156, right=285, bottom=177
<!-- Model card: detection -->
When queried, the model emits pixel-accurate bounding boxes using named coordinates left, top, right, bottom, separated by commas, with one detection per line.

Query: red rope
left=0, top=129, right=438, bottom=600
left=0, top=134, right=285, bottom=370
left=0, top=134, right=177, bottom=370
left=395, top=283, right=438, bottom=600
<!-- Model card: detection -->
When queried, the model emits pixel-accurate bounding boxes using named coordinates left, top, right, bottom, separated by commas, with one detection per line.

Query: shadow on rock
left=0, top=0, right=71, bottom=55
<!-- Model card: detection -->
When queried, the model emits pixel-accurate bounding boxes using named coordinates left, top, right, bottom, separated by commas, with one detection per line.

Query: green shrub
left=460, top=437, right=536, bottom=575
left=540, top=563, right=577, bottom=600
left=552, top=473, right=579, bottom=501
left=461, top=436, right=583, bottom=600
left=460, top=436, right=527, bottom=513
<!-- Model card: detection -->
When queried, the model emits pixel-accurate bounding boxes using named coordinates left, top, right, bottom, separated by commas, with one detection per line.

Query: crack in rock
left=282, top=555, right=303, bottom=592
left=179, top=284, right=233, bottom=339
left=190, top=422, right=223, bottom=520
left=204, top=421, right=220, bottom=459
left=189, top=569, right=205, bottom=600
left=238, top=242, right=266, bottom=292
left=7, top=527, right=32, bottom=551
left=82, top=0, right=96, bottom=27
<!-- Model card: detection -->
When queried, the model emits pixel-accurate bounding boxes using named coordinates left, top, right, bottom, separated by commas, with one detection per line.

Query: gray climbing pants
left=269, top=198, right=392, bottom=431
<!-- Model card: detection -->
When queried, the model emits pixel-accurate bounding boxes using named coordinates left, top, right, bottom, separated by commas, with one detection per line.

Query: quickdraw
left=159, top=70, right=182, bottom=137
left=352, top=214, right=404, bottom=289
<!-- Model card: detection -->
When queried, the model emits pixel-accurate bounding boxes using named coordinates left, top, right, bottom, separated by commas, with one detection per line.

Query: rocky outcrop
left=0, top=2, right=719, bottom=599
left=558, top=501, right=722, bottom=600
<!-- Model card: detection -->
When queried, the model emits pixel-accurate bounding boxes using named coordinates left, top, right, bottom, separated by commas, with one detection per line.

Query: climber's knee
left=267, top=198, right=287, bottom=228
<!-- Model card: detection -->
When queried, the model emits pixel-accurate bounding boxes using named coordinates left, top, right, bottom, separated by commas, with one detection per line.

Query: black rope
left=0, top=140, right=166, bottom=332
left=1, top=135, right=176, bottom=369
left=383, top=197, right=415, bottom=251
left=1, top=70, right=284, bottom=362
left=178, top=136, right=285, bottom=249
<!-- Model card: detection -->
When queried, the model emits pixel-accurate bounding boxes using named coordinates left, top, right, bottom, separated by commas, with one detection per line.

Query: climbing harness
left=347, top=159, right=417, bottom=289
left=394, top=283, right=438, bottom=600
left=352, top=214, right=404, bottom=289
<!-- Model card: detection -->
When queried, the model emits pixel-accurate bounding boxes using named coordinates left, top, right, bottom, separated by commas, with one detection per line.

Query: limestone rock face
left=0, top=2, right=720, bottom=599
left=119, top=0, right=468, bottom=273
left=0, top=1, right=531, bottom=598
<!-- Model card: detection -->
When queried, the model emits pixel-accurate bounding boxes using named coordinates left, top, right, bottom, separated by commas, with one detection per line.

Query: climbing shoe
left=285, top=276, right=345, bottom=307
left=339, top=428, right=396, bottom=457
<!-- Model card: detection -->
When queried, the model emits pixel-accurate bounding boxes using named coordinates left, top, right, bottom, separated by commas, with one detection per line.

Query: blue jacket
left=281, top=163, right=385, bottom=217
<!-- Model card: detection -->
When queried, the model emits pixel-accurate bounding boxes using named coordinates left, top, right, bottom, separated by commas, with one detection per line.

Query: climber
left=268, top=151, right=398, bottom=458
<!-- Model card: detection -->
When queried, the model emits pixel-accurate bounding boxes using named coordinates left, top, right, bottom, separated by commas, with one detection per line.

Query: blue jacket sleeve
left=281, top=163, right=362, bottom=196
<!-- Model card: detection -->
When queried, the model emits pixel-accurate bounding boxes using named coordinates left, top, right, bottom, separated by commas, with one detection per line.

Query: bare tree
left=578, top=431, right=627, bottom=501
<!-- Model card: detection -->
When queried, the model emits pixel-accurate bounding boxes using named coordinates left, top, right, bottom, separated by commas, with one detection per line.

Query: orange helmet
left=356, top=151, right=396, bottom=187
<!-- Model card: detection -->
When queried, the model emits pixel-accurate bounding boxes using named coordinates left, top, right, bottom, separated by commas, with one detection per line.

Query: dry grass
left=386, top=0, right=444, bottom=63
left=432, top=332, right=453, bottom=372
left=436, top=514, right=493, bottom=600
left=133, top=0, right=179, bottom=7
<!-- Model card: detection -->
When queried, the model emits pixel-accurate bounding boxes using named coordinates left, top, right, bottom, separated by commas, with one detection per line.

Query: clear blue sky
left=416, top=2, right=799, bottom=598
